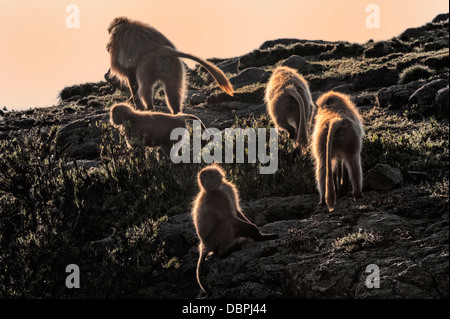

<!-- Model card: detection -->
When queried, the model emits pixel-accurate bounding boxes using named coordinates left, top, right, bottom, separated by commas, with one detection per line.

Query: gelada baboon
left=311, top=91, right=364, bottom=212
left=265, top=66, right=315, bottom=153
left=106, top=17, right=234, bottom=113
left=191, top=164, right=278, bottom=295
left=110, top=103, right=206, bottom=152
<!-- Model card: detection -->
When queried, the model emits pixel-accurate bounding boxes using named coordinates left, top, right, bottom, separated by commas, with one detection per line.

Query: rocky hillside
left=0, top=14, right=448, bottom=299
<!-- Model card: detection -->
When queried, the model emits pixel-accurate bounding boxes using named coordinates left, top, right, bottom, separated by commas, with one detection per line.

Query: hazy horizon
left=0, top=0, right=448, bottom=111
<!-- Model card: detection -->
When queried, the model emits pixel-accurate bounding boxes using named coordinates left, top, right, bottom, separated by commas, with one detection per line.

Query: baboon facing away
left=109, top=103, right=206, bottom=153
left=265, top=66, right=315, bottom=153
left=311, top=91, right=364, bottom=212
left=106, top=17, right=234, bottom=113
left=191, top=164, right=278, bottom=295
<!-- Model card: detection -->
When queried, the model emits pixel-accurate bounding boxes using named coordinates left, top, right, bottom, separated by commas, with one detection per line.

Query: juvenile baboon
left=265, top=66, right=315, bottom=153
left=192, top=164, right=278, bottom=295
left=311, top=91, right=364, bottom=212
left=106, top=17, right=234, bottom=113
left=109, top=103, right=206, bottom=152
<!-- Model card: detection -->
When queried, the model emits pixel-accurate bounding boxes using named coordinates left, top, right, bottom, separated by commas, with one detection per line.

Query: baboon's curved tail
left=325, top=119, right=342, bottom=212
left=285, top=86, right=308, bottom=153
left=182, top=114, right=208, bottom=133
left=160, top=46, right=234, bottom=96
left=196, top=246, right=209, bottom=296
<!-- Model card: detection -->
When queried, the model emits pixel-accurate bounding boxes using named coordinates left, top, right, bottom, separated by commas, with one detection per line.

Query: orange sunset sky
left=0, top=0, right=448, bottom=110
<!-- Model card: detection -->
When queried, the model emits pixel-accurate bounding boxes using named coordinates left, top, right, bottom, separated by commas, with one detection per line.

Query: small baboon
left=109, top=103, right=206, bottom=152
left=191, top=164, right=278, bottom=295
left=265, top=66, right=315, bottom=153
left=106, top=17, right=234, bottom=113
left=311, top=91, right=364, bottom=212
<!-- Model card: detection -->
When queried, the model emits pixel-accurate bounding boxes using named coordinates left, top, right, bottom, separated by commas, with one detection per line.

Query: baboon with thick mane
left=265, top=66, right=315, bottom=153
left=311, top=91, right=364, bottom=212
left=191, top=164, right=278, bottom=295
left=106, top=17, right=234, bottom=113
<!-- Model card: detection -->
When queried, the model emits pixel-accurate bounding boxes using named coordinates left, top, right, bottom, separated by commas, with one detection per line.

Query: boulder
left=56, top=113, right=109, bottom=160
left=432, top=13, right=449, bottom=23
left=405, top=171, right=430, bottom=184
left=353, top=67, right=398, bottom=91
left=409, top=79, right=448, bottom=106
left=435, top=85, right=449, bottom=115
left=281, top=55, right=309, bottom=71
left=186, top=90, right=207, bottom=105
left=363, top=42, right=393, bottom=58
left=377, top=81, right=424, bottom=109
left=229, top=67, right=271, bottom=89
left=363, top=164, right=403, bottom=191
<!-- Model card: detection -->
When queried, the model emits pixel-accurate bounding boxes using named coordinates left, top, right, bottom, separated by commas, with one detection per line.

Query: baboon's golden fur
left=107, top=17, right=234, bottom=113
left=265, top=66, right=315, bottom=153
left=311, top=91, right=364, bottom=212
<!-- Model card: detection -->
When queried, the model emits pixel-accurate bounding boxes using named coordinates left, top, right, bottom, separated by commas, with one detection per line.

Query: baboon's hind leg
left=346, top=154, right=363, bottom=199
left=163, top=61, right=185, bottom=114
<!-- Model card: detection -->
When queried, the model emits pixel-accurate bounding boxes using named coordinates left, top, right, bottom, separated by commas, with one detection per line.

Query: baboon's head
left=198, top=164, right=225, bottom=192
left=108, top=16, right=130, bottom=34
left=110, top=104, right=133, bottom=126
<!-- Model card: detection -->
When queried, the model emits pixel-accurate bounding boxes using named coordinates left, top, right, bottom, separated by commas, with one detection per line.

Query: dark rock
left=239, top=42, right=332, bottom=70
left=363, top=42, right=393, bottom=58
left=159, top=213, right=198, bottom=257
left=229, top=67, right=270, bottom=89
left=353, top=67, right=399, bottom=91
left=59, top=82, right=110, bottom=101
left=259, top=38, right=302, bottom=50
left=400, top=27, right=428, bottom=41
left=66, top=95, right=82, bottom=103
left=432, top=13, right=449, bottom=23
left=405, top=171, right=430, bottom=184
left=216, top=58, right=239, bottom=75
left=186, top=90, right=207, bottom=105
left=331, top=84, right=355, bottom=93
left=318, top=43, right=365, bottom=60
left=88, top=100, right=103, bottom=108
left=377, top=81, right=424, bottom=109
left=409, top=79, right=448, bottom=107
left=363, top=164, right=403, bottom=191
left=77, top=97, right=90, bottom=106
left=353, top=93, right=376, bottom=107
left=281, top=55, right=309, bottom=70
left=435, top=85, right=449, bottom=112
left=259, top=38, right=337, bottom=50
left=56, top=113, right=109, bottom=160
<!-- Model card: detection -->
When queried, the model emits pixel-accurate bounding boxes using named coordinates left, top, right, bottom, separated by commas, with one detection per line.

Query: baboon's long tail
left=285, top=87, right=308, bottom=154
left=182, top=114, right=208, bottom=133
left=196, top=246, right=209, bottom=296
left=159, top=46, right=234, bottom=96
left=325, top=119, right=341, bottom=212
